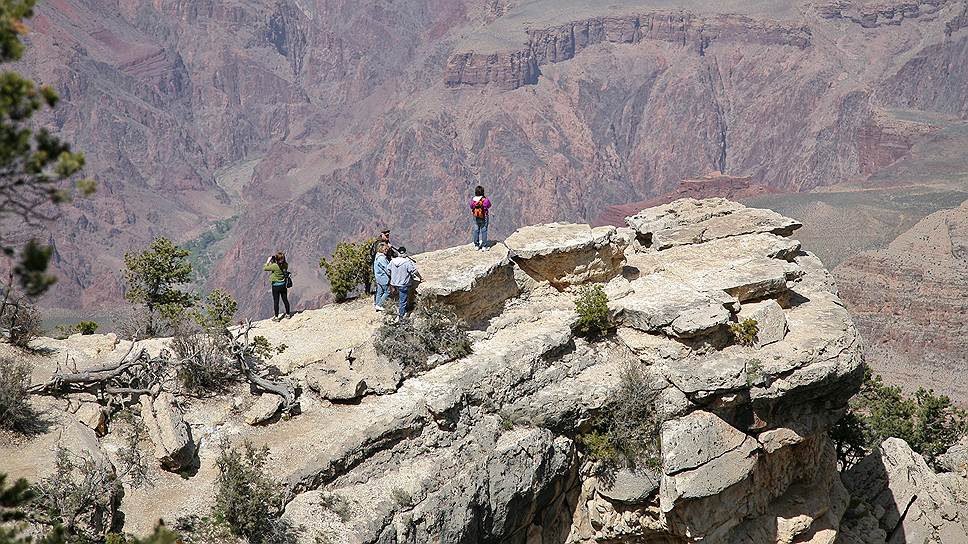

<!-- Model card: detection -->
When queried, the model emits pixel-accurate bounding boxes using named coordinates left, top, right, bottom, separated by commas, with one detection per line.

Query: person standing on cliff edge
left=388, top=246, right=421, bottom=322
left=264, top=252, right=292, bottom=321
left=470, top=185, right=491, bottom=251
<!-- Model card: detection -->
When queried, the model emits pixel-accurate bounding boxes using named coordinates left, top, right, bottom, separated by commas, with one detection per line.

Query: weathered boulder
left=938, top=438, right=968, bottom=477
left=660, top=410, right=759, bottom=506
left=244, top=394, right=283, bottom=425
left=626, top=198, right=801, bottom=250
left=598, top=467, right=661, bottom=504
left=0, top=409, right=111, bottom=482
left=626, top=233, right=798, bottom=303
left=306, top=367, right=367, bottom=402
left=737, top=299, right=788, bottom=348
left=844, top=438, right=968, bottom=544
left=75, top=401, right=108, bottom=436
left=140, top=392, right=195, bottom=471
left=414, top=243, right=519, bottom=324
left=613, top=272, right=731, bottom=338
left=505, top=222, right=627, bottom=287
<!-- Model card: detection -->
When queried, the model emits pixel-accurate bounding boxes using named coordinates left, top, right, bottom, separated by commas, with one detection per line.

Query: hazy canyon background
left=13, top=0, right=968, bottom=400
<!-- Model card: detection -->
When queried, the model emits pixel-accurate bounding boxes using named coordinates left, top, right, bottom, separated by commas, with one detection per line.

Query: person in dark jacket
left=263, top=251, right=291, bottom=321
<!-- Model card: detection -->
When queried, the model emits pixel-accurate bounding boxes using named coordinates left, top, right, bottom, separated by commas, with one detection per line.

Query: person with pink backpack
left=470, top=185, right=492, bottom=251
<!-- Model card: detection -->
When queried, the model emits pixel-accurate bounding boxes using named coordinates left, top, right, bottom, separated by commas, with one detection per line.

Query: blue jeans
left=396, top=285, right=410, bottom=319
left=375, top=282, right=390, bottom=307
left=472, top=217, right=489, bottom=248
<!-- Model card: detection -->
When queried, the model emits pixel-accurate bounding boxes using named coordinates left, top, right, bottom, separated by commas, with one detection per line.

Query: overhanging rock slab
left=626, top=198, right=801, bottom=250
left=505, top=223, right=627, bottom=287
left=416, top=243, right=519, bottom=324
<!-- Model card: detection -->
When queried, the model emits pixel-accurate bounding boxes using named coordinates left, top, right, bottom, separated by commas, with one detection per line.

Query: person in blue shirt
left=373, top=242, right=391, bottom=312
left=388, top=246, right=422, bottom=321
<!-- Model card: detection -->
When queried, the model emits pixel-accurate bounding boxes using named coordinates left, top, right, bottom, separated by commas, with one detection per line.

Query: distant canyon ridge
left=16, top=0, right=968, bottom=396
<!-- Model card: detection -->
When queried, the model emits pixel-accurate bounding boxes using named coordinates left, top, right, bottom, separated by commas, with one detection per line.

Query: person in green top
left=263, top=251, right=292, bottom=321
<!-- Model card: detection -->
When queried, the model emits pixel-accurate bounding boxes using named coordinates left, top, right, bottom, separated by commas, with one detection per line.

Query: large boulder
left=613, top=272, right=731, bottom=338
left=505, top=223, right=627, bottom=287
left=625, top=233, right=800, bottom=303
left=140, top=391, right=196, bottom=472
left=660, top=410, right=759, bottom=506
left=414, top=243, right=519, bottom=324
left=844, top=438, right=968, bottom=544
left=626, top=198, right=801, bottom=250
left=737, top=299, right=788, bottom=348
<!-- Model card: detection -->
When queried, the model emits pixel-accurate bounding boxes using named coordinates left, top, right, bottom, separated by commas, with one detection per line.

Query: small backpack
left=472, top=198, right=487, bottom=219
left=284, top=269, right=293, bottom=288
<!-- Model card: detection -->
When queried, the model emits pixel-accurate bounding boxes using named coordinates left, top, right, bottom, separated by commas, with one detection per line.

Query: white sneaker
left=374, top=305, right=384, bottom=312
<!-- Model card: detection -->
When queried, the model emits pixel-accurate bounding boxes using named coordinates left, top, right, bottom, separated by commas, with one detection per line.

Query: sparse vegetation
left=213, top=440, right=295, bottom=544
left=729, top=318, right=759, bottom=347
left=75, top=321, right=98, bottom=335
left=576, top=359, right=660, bottom=472
left=0, top=295, right=41, bottom=348
left=832, top=369, right=968, bottom=469
left=31, top=447, right=122, bottom=542
left=104, top=525, right=182, bottom=544
left=0, top=357, right=36, bottom=434
left=114, top=410, right=153, bottom=489
left=318, top=492, right=352, bottom=523
left=52, top=320, right=99, bottom=338
left=184, top=216, right=238, bottom=285
left=573, top=285, right=611, bottom=338
left=171, top=289, right=240, bottom=394
left=319, top=240, right=373, bottom=302
left=123, top=237, right=197, bottom=335
left=390, top=487, right=413, bottom=508
left=745, top=358, right=764, bottom=388
left=374, top=299, right=471, bottom=376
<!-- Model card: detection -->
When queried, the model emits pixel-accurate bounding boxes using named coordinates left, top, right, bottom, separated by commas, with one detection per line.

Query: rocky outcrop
left=834, top=199, right=968, bottom=404
left=8, top=199, right=871, bottom=543
left=626, top=198, right=802, bottom=251
left=445, top=12, right=811, bottom=89
left=815, top=0, right=950, bottom=28
left=415, top=243, right=520, bottom=324
left=505, top=223, right=628, bottom=288
left=842, top=438, right=968, bottom=543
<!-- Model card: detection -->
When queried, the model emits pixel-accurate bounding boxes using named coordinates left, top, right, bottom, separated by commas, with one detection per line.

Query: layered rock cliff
left=833, top=199, right=968, bottom=403
left=1, top=199, right=899, bottom=543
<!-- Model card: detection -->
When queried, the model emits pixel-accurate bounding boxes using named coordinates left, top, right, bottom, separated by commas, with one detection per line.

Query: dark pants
left=272, top=284, right=291, bottom=316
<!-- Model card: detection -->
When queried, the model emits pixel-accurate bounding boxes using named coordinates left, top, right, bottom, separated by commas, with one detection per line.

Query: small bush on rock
left=32, top=447, right=122, bottom=542
left=574, top=285, right=611, bottom=338
left=213, top=440, right=295, bottom=544
left=75, top=321, right=98, bottom=335
left=0, top=357, right=37, bottom=434
left=374, top=299, right=471, bottom=376
left=0, top=297, right=41, bottom=349
left=832, top=369, right=968, bottom=469
left=577, top=359, right=660, bottom=472
left=729, top=318, right=758, bottom=347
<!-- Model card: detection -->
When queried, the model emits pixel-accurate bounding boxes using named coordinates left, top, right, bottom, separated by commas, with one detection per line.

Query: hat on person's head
left=380, top=226, right=391, bottom=234
left=397, top=246, right=407, bottom=255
